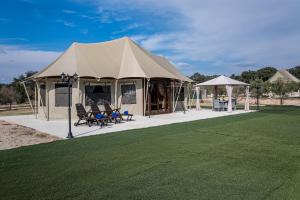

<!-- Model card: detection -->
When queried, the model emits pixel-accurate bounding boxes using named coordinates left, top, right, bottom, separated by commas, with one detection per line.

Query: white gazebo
left=196, top=75, right=250, bottom=112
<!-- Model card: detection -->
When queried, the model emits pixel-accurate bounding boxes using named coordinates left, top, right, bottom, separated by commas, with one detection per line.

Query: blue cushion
left=124, top=111, right=129, bottom=115
left=96, top=114, right=104, bottom=119
left=112, top=112, right=118, bottom=118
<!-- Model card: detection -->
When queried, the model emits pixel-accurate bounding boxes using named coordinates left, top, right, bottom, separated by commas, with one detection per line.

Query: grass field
left=0, top=106, right=299, bottom=200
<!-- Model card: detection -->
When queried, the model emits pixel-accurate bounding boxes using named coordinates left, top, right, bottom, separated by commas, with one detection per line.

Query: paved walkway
left=0, top=109, right=254, bottom=138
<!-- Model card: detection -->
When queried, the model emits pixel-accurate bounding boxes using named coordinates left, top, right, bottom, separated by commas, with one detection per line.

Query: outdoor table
left=219, top=100, right=228, bottom=110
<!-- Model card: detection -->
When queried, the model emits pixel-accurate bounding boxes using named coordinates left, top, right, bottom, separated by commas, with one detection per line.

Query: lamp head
left=60, top=72, right=66, bottom=81
left=73, top=73, right=78, bottom=81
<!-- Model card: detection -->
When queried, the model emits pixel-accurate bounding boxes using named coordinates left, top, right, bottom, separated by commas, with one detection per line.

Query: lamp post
left=60, top=72, right=78, bottom=138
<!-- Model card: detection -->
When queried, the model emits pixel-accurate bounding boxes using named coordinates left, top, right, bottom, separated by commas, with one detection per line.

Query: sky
left=0, top=0, right=300, bottom=83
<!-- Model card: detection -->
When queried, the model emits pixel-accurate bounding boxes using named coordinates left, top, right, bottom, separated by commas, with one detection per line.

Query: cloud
left=80, top=29, right=89, bottom=34
left=0, top=45, right=61, bottom=83
left=56, top=19, right=75, bottom=27
left=62, top=9, right=77, bottom=14
left=78, top=0, right=300, bottom=75
left=112, top=23, right=141, bottom=34
left=0, top=38, right=28, bottom=43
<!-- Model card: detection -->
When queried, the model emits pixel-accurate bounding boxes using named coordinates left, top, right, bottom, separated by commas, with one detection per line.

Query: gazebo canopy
left=195, top=75, right=250, bottom=113
left=197, top=75, right=249, bottom=86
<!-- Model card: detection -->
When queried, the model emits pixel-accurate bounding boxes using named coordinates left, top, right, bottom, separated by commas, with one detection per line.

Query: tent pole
left=189, top=84, right=192, bottom=110
left=115, top=79, right=118, bottom=109
left=174, top=81, right=183, bottom=112
left=22, top=81, right=35, bottom=115
left=36, top=81, right=47, bottom=119
left=145, top=78, right=150, bottom=118
left=34, top=82, right=37, bottom=118
left=172, top=81, right=174, bottom=111
left=187, top=83, right=190, bottom=110
left=46, top=78, right=49, bottom=121
left=77, top=77, right=80, bottom=104
left=143, top=78, right=146, bottom=116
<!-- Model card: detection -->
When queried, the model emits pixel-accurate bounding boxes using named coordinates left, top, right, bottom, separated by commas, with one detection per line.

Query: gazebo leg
left=225, top=85, right=233, bottom=113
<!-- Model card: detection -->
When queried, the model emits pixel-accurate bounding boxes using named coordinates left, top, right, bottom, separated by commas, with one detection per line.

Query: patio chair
left=103, top=103, right=122, bottom=123
left=90, top=104, right=109, bottom=127
left=223, top=99, right=236, bottom=111
left=213, top=99, right=222, bottom=111
left=232, top=99, right=237, bottom=110
left=104, top=103, right=133, bottom=122
left=74, top=103, right=97, bottom=127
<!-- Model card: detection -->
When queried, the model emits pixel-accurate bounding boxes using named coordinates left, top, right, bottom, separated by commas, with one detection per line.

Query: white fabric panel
left=226, top=85, right=233, bottom=113
left=196, top=86, right=201, bottom=110
left=245, top=86, right=250, bottom=111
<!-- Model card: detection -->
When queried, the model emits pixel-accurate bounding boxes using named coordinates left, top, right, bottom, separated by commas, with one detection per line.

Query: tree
left=288, top=66, right=300, bottom=79
left=240, top=70, right=256, bottom=83
left=230, top=74, right=241, bottom=81
left=250, top=79, right=270, bottom=109
left=256, top=67, right=277, bottom=81
left=190, top=73, right=218, bottom=83
left=0, top=86, right=15, bottom=109
left=10, top=71, right=37, bottom=104
left=270, top=79, right=299, bottom=105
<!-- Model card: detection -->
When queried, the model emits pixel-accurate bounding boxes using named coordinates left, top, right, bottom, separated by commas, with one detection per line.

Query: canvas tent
left=196, top=75, right=250, bottom=112
left=31, top=37, right=192, bottom=120
left=269, top=69, right=299, bottom=83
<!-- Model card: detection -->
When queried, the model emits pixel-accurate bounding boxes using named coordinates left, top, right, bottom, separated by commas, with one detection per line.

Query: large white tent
left=33, top=37, right=192, bottom=82
left=196, top=75, right=250, bottom=112
left=28, top=37, right=192, bottom=120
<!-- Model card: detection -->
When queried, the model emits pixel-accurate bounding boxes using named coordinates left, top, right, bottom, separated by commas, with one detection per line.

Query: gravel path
left=0, top=120, right=60, bottom=150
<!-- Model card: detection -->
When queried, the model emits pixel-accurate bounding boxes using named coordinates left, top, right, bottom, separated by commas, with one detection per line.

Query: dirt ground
left=0, top=120, right=60, bottom=150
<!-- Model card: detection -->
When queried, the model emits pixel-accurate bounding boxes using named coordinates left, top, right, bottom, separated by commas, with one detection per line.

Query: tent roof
left=197, top=75, right=249, bottom=86
left=33, top=37, right=192, bottom=82
left=269, top=70, right=299, bottom=83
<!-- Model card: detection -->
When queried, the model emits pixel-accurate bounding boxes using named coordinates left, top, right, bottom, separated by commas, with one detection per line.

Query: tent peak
left=71, top=37, right=135, bottom=47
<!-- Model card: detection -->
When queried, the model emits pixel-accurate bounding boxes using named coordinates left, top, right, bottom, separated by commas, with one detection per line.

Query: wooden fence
left=0, top=104, right=36, bottom=112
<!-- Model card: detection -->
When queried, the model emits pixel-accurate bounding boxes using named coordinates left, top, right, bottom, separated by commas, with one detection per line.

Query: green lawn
left=0, top=106, right=299, bottom=200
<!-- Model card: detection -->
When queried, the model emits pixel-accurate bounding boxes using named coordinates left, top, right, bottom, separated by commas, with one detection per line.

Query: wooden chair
left=90, top=104, right=109, bottom=126
left=74, top=103, right=97, bottom=127
left=104, top=103, right=133, bottom=122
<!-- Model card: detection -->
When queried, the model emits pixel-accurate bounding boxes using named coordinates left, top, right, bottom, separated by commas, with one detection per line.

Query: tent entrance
left=146, top=79, right=171, bottom=115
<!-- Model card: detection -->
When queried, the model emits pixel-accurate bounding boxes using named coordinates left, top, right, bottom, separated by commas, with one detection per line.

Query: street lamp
left=60, top=72, right=78, bottom=138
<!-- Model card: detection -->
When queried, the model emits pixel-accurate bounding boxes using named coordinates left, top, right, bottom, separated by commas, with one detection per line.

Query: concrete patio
left=0, top=109, right=254, bottom=138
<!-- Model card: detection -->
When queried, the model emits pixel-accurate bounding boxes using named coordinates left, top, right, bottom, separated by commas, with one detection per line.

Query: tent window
left=40, top=84, right=46, bottom=106
left=85, top=85, right=111, bottom=106
left=175, top=87, right=184, bottom=101
left=55, top=83, right=71, bottom=107
left=121, top=84, right=136, bottom=104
